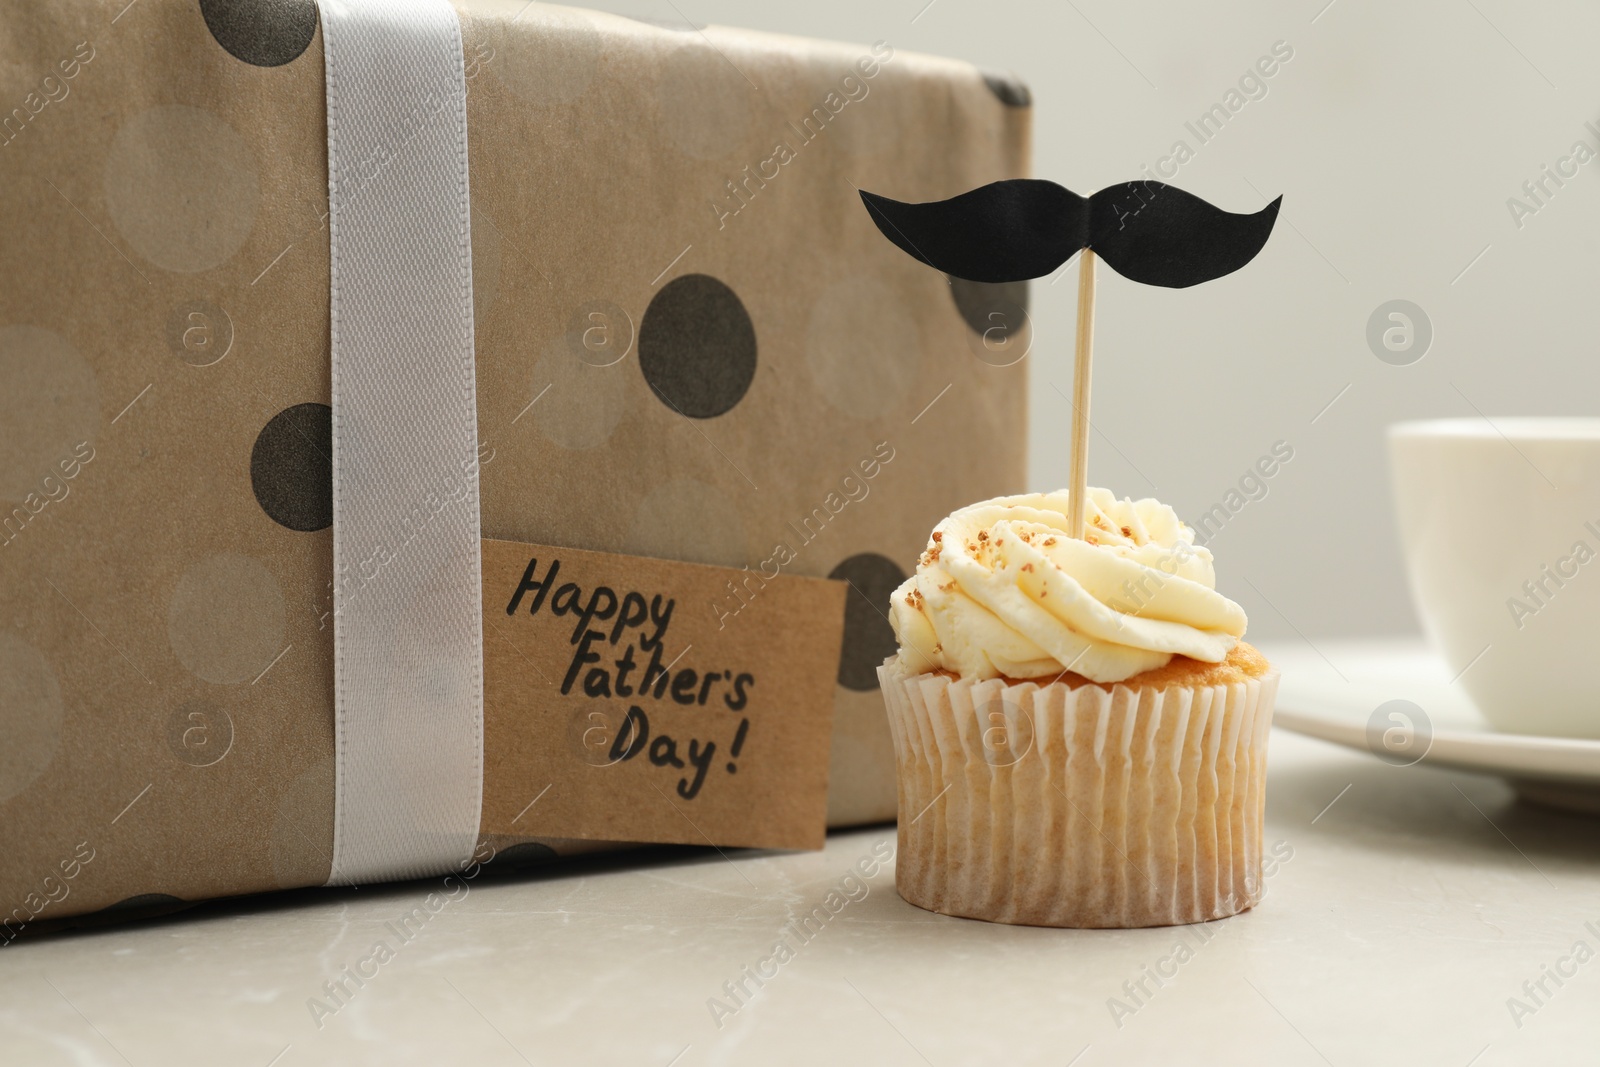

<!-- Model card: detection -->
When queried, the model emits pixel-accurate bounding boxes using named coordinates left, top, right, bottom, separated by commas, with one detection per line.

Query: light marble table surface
left=4, top=640, right=1598, bottom=1066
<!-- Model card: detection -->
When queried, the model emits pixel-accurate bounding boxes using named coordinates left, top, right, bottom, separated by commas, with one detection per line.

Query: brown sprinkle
left=932, top=531, right=942, bottom=542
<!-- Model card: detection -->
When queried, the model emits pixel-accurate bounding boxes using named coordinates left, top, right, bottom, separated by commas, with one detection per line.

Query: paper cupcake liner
left=878, top=656, right=1278, bottom=928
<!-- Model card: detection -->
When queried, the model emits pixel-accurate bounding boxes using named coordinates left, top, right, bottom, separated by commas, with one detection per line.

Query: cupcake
left=879, top=488, right=1277, bottom=928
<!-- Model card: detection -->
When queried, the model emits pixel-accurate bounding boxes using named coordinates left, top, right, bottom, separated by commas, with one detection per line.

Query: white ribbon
left=319, top=0, right=484, bottom=884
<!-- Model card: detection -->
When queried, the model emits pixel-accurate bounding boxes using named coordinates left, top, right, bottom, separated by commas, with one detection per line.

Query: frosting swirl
left=889, top=489, right=1247, bottom=684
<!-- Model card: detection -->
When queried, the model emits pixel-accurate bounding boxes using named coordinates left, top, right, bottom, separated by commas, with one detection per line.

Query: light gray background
left=570, top=0, right=1600, bottom=641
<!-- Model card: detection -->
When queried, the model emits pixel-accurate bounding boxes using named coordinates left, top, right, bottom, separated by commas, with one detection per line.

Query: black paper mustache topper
left=858, top=179, right=1281, bottom=288
left=857, top=176, right=1282, bottom=544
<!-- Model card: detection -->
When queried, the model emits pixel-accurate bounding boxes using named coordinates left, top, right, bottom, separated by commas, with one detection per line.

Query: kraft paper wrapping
left=0, top=1, right=1030, bottom=924
left=879, top=657, right=1278, bottom=928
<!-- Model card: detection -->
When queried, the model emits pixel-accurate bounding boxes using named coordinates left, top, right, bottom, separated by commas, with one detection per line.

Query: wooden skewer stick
left=1067, top=248, right=1096, bottom=540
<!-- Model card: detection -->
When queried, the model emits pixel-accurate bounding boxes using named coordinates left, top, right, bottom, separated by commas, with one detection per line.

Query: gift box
left=0, top=0, right=1029, bottom=928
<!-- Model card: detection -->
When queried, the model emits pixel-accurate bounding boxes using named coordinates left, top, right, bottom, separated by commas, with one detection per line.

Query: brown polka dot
left=829, top=553, right=906, bottom=691
left=0, top=635, right=63, bottom=803
left=0, top=326, right=98, bottom=502
left=656, top=43, right=754, bottom=160
left=531, top=339, right=629, bottom=450
left=104, top=106, right=259, bottom=274
left=271, top=757, right=334, bottom=889
left=200, top=0, right=318, bottom=68
left=981, top=70, right=1032, bottom=107
left=490, top=7, right=601, bottom=108
left=250, top=403, right=332, bottom=532
left=624, top=479, right=748, bottom=567
left=168, top=554, right=286, bottom=685
left=949, top=278, right=1031, bottom=367
left=640, top=274, right=757, bottom=419
left=806, top=276, right=918, bottom=419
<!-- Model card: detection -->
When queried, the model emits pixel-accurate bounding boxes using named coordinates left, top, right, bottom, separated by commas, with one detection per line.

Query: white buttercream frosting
left=889, top=489, right=1247, bottom=684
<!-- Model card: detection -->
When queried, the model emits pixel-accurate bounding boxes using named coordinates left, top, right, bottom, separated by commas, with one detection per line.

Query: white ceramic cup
left=1390, top=418, right=1600, bottom=738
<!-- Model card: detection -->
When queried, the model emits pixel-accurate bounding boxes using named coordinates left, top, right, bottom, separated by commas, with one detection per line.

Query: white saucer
left=1259, top=639, right=1600, bottom=814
